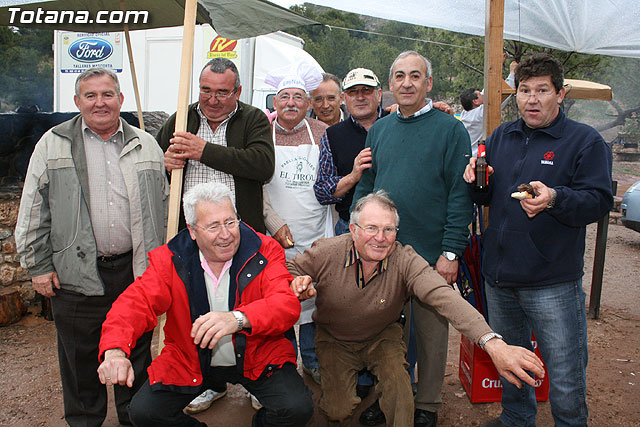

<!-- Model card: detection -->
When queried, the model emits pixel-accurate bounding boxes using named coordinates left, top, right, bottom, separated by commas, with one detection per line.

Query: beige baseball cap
left=342, top=68, right=380, bottom=90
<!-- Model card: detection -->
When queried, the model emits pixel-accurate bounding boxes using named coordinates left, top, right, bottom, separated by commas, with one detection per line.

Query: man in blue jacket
left=464, top=53, right=613, bottom=427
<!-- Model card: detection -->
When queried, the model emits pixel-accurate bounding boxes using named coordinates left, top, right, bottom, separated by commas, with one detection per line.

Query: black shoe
left=356, top=384, right=372, bottom=399
left=359, top=400, right=386, bottom=426
left=482, top=418, right=507, bottom=427
left=414, top=409, right=437, bottom=427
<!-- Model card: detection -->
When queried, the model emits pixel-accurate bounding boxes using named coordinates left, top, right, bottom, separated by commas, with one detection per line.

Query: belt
left=97, top=250, right=133, bottom=263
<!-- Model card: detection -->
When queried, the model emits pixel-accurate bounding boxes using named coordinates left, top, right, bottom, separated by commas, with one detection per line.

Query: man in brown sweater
left=287, top=190, right=545, bottom=426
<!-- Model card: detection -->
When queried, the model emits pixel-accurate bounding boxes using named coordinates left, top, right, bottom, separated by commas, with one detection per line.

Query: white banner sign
left=60, top=32, right=123, bottom=73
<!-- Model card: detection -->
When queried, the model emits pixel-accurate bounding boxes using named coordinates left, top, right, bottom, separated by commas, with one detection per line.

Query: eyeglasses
left=355, top=223, right=399, bottom=236
left=345, top=86, right=376, bottom=97
left=194, top=219, right=240, bottom=234
left=200, top=88, right=237, bottom=101
left=516, top=89, right=554, bottom=100
left=277, top=93, right=307, bottom=103
left=312, top=95, right=339, bottom=103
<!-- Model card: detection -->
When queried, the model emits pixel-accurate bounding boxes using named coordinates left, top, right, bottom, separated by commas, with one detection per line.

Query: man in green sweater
left=352, top=51, right=473, bottom=427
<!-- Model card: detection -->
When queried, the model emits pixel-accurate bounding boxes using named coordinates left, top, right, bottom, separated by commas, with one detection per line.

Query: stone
left=0, top=264, right=16, bottom=285
left=0, top=227, right=11, bottom=240
left=2, top=237, right=16, bottom=254
left=0, top=200, right=19, bottom=226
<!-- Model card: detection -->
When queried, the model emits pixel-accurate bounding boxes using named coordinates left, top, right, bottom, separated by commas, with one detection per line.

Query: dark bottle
left=475, top=140, right=489, bottom=192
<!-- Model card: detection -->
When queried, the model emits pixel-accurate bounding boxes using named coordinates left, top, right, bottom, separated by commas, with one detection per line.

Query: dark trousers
left=51, top=253, right=153, bottom=427
left=129, top=363, right=313, bottom=427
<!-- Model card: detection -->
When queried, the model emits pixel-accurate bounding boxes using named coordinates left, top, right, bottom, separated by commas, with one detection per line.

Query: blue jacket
left=472, top=110, right=613, bottom=287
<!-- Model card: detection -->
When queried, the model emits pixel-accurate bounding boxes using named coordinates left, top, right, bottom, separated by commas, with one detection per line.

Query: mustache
left=282, top=107, right=300, bottom=113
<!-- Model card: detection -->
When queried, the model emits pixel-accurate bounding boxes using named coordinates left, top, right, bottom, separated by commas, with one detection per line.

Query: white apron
left=264, top=119, right=334, bottom=324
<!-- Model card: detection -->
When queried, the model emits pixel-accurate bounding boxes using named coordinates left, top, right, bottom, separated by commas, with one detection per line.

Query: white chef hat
left=265, top=60, right=323, bottom=94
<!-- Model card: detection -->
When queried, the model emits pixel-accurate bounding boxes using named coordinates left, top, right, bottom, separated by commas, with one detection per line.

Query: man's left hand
left=483, top=337, right=545, bottom=389
left=520, top=181, right=553, bottom=218
left=435, top=256, right=458, bottom=285
left=169, top=131, right=207, bottom=162
left=191, top=312, right=238, bottom=350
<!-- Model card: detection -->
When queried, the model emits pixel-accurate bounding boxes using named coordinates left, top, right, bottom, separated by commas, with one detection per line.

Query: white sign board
left=59, top=32, right=123, bottom=73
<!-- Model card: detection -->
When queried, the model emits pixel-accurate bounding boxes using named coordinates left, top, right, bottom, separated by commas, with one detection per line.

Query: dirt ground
left=1, top=163, right=639, bottom=427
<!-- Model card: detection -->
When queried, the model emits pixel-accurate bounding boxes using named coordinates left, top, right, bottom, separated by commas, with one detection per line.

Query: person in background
left=310, top=72, right=347, bottom=126
left=460, top=59, right=517, bottom=157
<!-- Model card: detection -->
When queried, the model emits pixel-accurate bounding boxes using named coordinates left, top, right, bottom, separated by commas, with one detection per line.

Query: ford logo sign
left=69, top=38, right=113, bottom=63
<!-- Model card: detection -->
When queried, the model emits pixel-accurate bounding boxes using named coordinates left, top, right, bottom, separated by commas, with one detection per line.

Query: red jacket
left=99, top=223, right=300, bottom=392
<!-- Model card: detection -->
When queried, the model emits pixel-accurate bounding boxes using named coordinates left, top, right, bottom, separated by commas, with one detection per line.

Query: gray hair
left=75, top=67, right=120, bottom=96
left=350, top=190, right=400, bottom=227
left=201, top=58, right=241, bottom=90
left=389, top=51, right=432, bottom=81
left=183, top=182, right=237, bottom=226
left=322, top=73, right=342, bottom=93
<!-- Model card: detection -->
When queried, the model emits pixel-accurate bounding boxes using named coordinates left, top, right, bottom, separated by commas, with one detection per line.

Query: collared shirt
left=397, top=98, right=433, bottom=119
left=315, top=106, right=384, bottom=205
left=200, top=251, right=236, bottom=367
left=345, top=243, right=389, bottom=289
left=82, top=119, right=132, bottom=256
left=183, top=104, right=238, bottom=201
left=273, top=117, right=307, bottom=133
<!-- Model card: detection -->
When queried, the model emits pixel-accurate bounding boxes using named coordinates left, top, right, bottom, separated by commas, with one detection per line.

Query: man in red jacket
left=97, top=182, right=312, bottom=427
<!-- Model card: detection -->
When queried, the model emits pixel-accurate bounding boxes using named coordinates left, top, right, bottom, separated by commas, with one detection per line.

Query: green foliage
left=0, top=27, right=53, bottom=112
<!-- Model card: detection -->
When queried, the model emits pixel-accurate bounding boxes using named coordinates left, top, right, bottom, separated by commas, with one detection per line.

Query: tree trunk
left=0, top=287, right=27, bottom=326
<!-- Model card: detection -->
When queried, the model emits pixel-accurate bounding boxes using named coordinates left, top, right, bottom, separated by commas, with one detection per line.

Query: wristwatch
left=478, top=332, right=504, bottom=350
left=441, top=251, right=458, bottom=261
left=232, top=311, right=244, bottom=332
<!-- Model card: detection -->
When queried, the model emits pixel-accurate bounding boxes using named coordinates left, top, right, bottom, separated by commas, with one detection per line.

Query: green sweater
left=352, top=109, right=472, bottom=264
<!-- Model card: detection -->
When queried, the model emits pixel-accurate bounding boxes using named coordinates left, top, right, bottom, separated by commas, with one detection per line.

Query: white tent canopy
left=300, top=0, right=640, bottom=58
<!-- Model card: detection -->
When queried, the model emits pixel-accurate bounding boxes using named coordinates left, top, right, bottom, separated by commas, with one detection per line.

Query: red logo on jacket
left=544, top=151, right=555, bottom=161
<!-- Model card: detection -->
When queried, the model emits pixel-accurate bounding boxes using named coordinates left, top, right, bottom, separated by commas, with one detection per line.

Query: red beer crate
left=458, top=334, right=549, bottom=403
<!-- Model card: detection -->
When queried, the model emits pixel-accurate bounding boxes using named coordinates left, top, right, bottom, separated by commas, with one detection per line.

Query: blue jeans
left=299, top=322, right=319, bottom=369
left=334, top=217, right=350, bottom=236
left=485, top=279, right=588, bottom=427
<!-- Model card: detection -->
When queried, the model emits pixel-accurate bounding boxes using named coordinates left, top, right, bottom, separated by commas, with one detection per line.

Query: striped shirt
left=184, top=104, right=237, bottom=203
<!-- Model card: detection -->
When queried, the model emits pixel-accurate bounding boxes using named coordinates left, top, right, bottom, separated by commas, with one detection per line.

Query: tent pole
left=120, top=0, right=145, bottom=131
left=483, top=0, right=505, bottom=138
left=481, top=0, right=505, bottom=227
left=157, top=0, right=198, bottom=355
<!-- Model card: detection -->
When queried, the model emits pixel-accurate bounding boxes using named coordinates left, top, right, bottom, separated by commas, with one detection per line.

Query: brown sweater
left=286, top=234, right=492, bottom=343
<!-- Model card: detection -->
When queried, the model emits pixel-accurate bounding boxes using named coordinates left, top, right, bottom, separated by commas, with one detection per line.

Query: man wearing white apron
left=263, top=61, right=333, bottom=385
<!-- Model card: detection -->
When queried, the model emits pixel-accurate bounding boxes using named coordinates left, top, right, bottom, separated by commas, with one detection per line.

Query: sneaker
left=184, top=388, right=228, bottom=414
left=302, top=366, right=321, bottom=384
left=249, top=393, right=263, bottom=410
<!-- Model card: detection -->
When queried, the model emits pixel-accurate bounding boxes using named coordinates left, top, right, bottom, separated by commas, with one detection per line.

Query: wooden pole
left=166, top=0, right=198, bottom=241
left=120, top=0, right=145, bottom=131
left=157, top=0, right=198, bottom=354
left=481, top=0, right=505, bottom=226
left=588, top=180, right=616, bottom=319
left=483, top=0, right=505, bottom=138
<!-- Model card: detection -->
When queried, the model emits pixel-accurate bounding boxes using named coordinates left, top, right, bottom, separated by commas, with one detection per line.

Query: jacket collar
left=505, top=109, right=567, bottom=139
left=167, top=222, right=263, bottom=315
left=50, top=115, right=141, bottom=212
